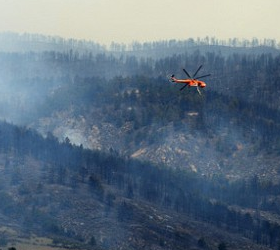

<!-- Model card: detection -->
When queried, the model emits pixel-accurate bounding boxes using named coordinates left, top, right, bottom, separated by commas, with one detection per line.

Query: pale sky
left=0, top=0, right=279, bottom=46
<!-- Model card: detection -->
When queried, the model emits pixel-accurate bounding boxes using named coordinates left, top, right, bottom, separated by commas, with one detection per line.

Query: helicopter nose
left=200, top=83, right=206, bottom=88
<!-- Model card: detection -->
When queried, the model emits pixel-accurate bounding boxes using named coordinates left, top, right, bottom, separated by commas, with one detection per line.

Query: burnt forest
left=0, top=32, right=280, bottom=250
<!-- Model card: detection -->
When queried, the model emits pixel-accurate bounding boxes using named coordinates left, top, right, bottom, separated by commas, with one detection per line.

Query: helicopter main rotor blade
left=193, top=65, right=203, bottom=78
left=180, top=84, right=188, bottom=91
left=183, top=69, right=191, bottom=78
left=195, top=74, right=211, bottom=80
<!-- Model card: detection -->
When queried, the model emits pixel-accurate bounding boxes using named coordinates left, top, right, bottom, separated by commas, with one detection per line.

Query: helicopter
left=168, top=65, right=211, bottom=95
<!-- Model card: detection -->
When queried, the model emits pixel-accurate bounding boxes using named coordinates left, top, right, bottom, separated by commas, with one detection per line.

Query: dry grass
left=0, top=230, right=79, bottom=250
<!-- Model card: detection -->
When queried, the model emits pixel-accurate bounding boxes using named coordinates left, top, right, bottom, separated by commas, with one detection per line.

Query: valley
left=0, top=33, right=280, bottom=249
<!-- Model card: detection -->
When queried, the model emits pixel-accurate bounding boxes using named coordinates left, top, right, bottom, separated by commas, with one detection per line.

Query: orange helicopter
left=168, top=65, right=211, bottom=95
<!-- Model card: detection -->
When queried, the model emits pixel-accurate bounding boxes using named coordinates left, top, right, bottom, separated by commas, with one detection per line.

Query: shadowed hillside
left=0, top=120, right=277, bottom=250
left=0, top=33, right=280, bottom=249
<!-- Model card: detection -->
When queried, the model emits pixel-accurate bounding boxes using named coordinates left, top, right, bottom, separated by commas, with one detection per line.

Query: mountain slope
left=0, top=120, right=276, bottom=250
left=30, top=75, right=280, bottom=182
left=1, top=34, right=280, bottom=249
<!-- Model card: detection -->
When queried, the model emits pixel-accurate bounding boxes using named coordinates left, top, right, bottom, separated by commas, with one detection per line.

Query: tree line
left=0, top=120, right=280, bottom=247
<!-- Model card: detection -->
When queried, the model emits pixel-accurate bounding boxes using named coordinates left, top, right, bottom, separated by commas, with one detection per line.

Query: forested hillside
left=1, top=33, right=279, bottom=175
left=0, top=120, right=277, bottom=250
left=0, top=33, right=280, bottom=249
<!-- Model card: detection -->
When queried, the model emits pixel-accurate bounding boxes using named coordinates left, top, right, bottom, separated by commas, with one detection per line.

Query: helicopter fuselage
left=171, top=77, right=207, bottom=88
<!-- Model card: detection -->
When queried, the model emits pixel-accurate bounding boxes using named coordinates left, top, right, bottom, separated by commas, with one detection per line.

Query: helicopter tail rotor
left=167, top=74, right=175, bottom=82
